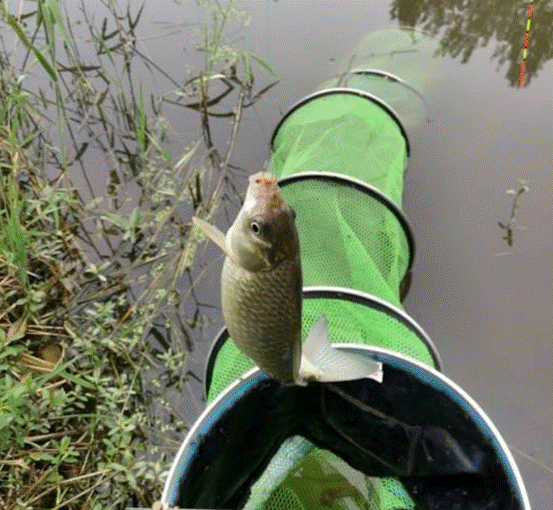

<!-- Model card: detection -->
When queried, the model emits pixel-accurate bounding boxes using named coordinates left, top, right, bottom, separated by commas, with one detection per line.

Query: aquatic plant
left=0, top=0, right=275, bottom=508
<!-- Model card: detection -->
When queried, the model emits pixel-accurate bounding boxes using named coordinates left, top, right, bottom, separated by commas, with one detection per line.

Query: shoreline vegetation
left=0, top=1, right=276, bottom=508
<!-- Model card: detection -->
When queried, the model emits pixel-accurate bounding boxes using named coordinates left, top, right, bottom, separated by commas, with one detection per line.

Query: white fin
left=193, top=217, right=228, bottom=255
left=298, top=316, right=383, bottom=384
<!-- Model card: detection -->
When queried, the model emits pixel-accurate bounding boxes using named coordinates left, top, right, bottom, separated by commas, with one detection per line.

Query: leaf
left=0, top=6, right=57, bottom=82
left=6, top=319, right=26, bottom=344
left=174, top=140, right=200, bottom=171
left=85, top=196, right=106, bottom=211
left=248, top=52, right=278, bottom=77
left=101, top=211, right=130, bottom=230
left=145, top=132, right=169, bottom=163
left=48, top=363, right=97, bottom=391
left=137, top=83, right=146, bottom=151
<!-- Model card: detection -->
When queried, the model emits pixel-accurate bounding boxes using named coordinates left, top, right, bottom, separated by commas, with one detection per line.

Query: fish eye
left=250, top=216, right=271, bottom=237
left=250, top=220, right=262, bottom=235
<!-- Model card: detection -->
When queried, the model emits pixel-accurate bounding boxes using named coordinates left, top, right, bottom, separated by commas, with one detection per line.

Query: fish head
left=227, top=172, right=299, bottom=272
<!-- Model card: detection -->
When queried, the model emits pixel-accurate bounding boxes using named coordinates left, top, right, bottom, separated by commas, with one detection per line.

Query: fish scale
left=221, top=254, right=301, bottom=383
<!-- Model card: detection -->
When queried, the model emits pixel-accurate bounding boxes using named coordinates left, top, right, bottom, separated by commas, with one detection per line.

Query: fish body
left=221, top=253, right=301, bottom=383
left=193, top=171, right=382, bottom=385
left=196, top=172, right=302, bottom=383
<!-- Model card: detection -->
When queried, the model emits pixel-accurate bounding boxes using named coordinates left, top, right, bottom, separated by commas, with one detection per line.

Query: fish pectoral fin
left=298, top=316, right=383, bottom=384
left=193, top=217, right=228, bottom=255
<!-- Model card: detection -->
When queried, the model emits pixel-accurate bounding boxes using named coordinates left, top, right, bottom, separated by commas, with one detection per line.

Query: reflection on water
left=390, top=0, right=550, bottom=88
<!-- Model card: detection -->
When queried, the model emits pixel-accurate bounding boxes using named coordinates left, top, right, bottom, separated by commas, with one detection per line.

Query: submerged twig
left=498, top=180, right=529, bottom=247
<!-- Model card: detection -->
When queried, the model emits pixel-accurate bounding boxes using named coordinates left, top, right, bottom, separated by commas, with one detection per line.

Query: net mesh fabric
left=205, top=57, right=433, bottom=509
left=271, top=94, right=407, bottom=207
left=280, top=179, right=410, bottom=308
left=244, top=436, right=415, bottom=510
left=316, top=28, right=443, bottom=130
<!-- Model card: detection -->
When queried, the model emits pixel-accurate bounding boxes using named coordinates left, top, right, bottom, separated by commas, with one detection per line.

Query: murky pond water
left=57, top=0, right=553, bottom=506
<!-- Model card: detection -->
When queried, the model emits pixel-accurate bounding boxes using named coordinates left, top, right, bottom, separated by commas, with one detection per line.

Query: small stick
left=498, top=180, right=528, bottom=247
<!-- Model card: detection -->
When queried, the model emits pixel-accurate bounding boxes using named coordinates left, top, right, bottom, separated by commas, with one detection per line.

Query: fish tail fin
left=298, top=316, right=383, bottom=384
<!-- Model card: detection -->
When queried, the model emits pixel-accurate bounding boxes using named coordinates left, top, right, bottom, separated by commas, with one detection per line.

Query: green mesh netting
left=244, top=436, right=415, bottom=510
left=271, top=93, right=407, bottom=207
left=204, top=96, right=424, bottom=510
left=281, top=178, right=410, bottom=306
left=207, top=87, right=425, bottom=402
left=203, top=29, right=442, bottom=510
left=317, top=28, right=446, bottom=130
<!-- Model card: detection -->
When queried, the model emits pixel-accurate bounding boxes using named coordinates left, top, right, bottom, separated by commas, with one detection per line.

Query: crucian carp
left=193, top=171, right=382, bottom=385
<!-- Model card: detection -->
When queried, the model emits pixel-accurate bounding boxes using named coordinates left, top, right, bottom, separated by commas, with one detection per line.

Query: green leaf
left=0, top=6, right=58, bottom=82
left=101, top=211, right=130, bottom=230
left=248, top=52, right=278, bottom=77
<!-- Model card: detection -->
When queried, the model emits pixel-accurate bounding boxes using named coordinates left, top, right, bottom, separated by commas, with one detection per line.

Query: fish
left=193, top=171, right=382, bottom=385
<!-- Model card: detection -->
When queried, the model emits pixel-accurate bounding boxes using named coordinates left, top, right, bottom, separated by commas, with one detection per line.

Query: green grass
left=0, top=1, right=277, bottom=508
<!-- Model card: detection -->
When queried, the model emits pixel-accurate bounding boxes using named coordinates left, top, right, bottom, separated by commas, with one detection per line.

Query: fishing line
left=518, top=1, right=533, bottom=87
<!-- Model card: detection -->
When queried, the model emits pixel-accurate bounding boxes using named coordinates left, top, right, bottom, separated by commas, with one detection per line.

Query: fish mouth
left=250, top=172, right=277, bottom=187
left=246, top=171, right=284, bottom=211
